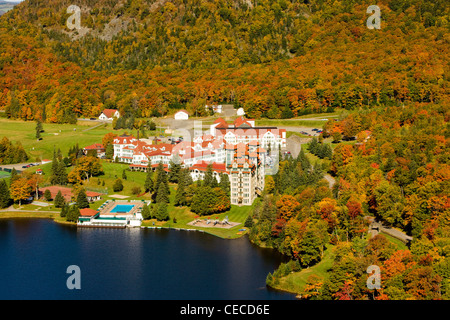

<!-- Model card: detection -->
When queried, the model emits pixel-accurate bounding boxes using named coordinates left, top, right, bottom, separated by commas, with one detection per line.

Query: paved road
left=365, top=216, right=413, bottom=244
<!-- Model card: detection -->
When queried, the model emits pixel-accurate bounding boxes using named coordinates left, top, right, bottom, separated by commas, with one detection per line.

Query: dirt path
left=323, top=174, right=336, bottom=189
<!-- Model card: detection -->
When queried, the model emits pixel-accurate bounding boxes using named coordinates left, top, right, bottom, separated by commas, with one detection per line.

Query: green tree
left=57, top=161, right=68, bottom=185
left=105, top=144, right=114, bottom=160
left=113, top=178, right=124, bottom=192
left=155, top=180, right=170, bottom=204
left=218, top=173, right=230, bottom=195
left=54, top=190, right=65, bottom=208
left=9, top=168, right=18, bottom=186
left=203, top=164, right=216, bottom=188
left=66, top=205, right=80, bottom=222
left=168, top=157, right=181, bottom=183
left=174, top=170, right=186, bottom=206
left=0, top=179, right=11, bottom=208
left=144, top=169, right=154, bottom=194
left=374, top=181, right=404, bottom=227
left=76, top=189, right=90, bottom=209
left=153, top=162, right=169, bottom=203
left=35, top=119, right=43, bottom=140
left=141, top=203, right=151, bottom=220
left=44, top=189, right=52, bottom=201
left=50, top=151, right=59, bottom=185
left=155, top=202, right=169, bottom=221
left=60, top=204, right=68, bottom=218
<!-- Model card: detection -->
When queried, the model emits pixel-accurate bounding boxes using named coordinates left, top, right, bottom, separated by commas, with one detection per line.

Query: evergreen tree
left=244, top=214, right=254, bottom=228
left=113, top=178, right=124, bottom=192
left=66, top=205, right=80, bottom=222
left=60, top=204, right=68, bottom=218
left=203, top=163, right=215, bottom=188
left=35, top=119, right=43, bottom=140
left=54, top=190, right=65, bottom=208
left=76, top=189, right=90, bottom=209
left=57, top=161, right=68, bottom=185
left=0, top=179, right=11, bottom=208
left=174, top=171, right=186, bottom=206
left=155, top=202, right=169, bottom=221
left=50, top=150, right=59, bottom=185
left=218, top=173, right=230, bottom=195
left=43, top=189, right=52, bottom=201
left=122, top=169, right=127, bottom=180
left=141, top=203, right=151, bottom=220
left=323, top=144, right=333, bottom=159
left=153, top=162, right=169, bottom=203
left=309, top=137, right=319, bottom=155
left=9, top=168, right=18, bottom=186
left=144, top=168, right=154, bottom=194
left=168, top=157, right=181, bottom=183
left=155, top=180, right=170, bottom=204
left=297, top=147, right=310, bottom=170
left=183, top=168, right=193, bottom=187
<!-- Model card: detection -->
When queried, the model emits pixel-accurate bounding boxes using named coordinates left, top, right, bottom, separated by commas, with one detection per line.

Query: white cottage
left=174, top=110, right=189, bottom=120
left=99, top=109, right=120, bottom=121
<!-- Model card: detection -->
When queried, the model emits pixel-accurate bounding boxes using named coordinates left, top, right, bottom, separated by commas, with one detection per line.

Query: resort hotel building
left=112, top=117, right=285, bottom=205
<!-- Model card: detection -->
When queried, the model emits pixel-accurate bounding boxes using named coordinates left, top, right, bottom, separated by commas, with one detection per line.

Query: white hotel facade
left=112, top=117, right=286, bottom=205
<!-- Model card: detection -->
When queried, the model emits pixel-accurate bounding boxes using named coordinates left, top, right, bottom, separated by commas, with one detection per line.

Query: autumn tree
left=10, top=177, right=32, bottom=206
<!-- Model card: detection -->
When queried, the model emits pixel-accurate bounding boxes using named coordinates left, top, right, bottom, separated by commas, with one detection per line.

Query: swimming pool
left=110, top=204, right=135, bottom=213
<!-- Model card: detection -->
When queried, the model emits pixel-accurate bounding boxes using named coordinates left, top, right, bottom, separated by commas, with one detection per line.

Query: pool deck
left=78, top=200, right=148, bottom=228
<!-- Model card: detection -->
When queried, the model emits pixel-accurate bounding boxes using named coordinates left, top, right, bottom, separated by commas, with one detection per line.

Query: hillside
left=0, top=0, right=448, bottom=122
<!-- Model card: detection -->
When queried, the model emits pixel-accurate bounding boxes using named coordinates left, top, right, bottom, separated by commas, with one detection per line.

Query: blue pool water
left=110, top=204, right=135, bottom=213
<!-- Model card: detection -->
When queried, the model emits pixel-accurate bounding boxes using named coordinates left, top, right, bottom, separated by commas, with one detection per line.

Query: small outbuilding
left=174, top=110, right=189, bottom=120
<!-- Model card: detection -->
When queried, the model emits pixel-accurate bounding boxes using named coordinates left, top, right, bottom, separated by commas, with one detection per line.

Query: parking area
left=0, top=161, right=46, bottom=174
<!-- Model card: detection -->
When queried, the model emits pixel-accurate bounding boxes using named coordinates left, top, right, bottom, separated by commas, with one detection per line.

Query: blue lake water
left=0, top=219, right=296, bottom=300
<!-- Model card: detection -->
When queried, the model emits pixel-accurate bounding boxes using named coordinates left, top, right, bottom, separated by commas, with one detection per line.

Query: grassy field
left=142, top=186, right=256, bottom=239
left=0, top=118, right=163, bottom=161
left=0, top=118, right=112, bottom=161
left=270, top=244, right=335, bottom=296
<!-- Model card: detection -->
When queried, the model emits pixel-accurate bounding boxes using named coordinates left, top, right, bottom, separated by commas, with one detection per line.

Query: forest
left=0, top=0, right=448, bottom=300
left=249, top=102, right=449, bottom=300
left=0, top=0, right=448, bottom=122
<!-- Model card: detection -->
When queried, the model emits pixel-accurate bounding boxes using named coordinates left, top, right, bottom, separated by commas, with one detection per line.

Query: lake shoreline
left=0, top=211, right=247, bottom=239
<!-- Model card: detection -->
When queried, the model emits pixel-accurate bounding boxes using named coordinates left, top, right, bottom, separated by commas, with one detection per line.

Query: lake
left=0, top=219, right=296, bottom=300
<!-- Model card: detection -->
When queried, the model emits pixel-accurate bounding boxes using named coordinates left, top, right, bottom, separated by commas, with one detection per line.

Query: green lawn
left=142, top=187, right=256, bottom=239
left=271, top=244, right=335, bottom=295
left=0, top=118, right=142, bottom=161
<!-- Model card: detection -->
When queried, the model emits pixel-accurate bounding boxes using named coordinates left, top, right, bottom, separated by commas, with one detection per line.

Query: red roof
left=113, top=134, right=136, bottom=145
left=80, top=208, right=99, bottom=217
left=86, top=191, right=102, bottom=197
left=234, top=116, right=254, bottom=128
left=214, top=118, right=228, bottom=128
left=102, top=109, right=118, bottom=118
left=191, top=161, right=228, bottom=173
left=84, top=143, right=105, bottom=150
